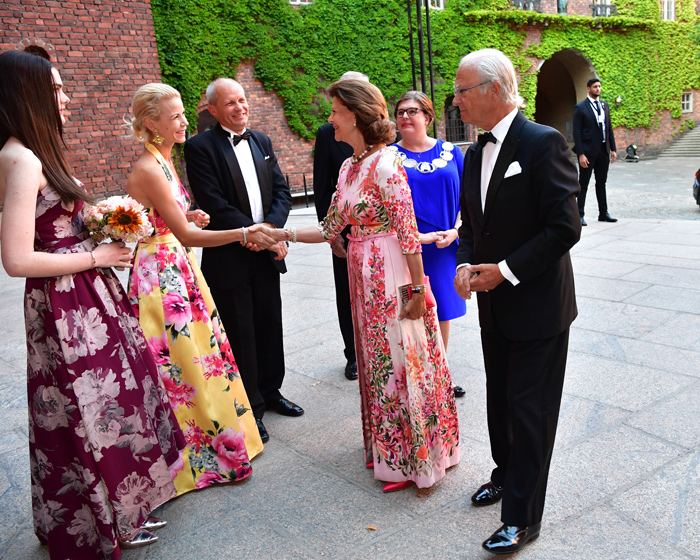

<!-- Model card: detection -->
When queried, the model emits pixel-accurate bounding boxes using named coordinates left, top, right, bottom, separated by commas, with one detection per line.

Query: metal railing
left=590, top=3, right=617, bottom=16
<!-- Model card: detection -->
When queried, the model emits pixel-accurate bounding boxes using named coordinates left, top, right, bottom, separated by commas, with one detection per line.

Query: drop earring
left=353, top=122, right=356, bottom=127
left=151, top=128, right=165, bottom=146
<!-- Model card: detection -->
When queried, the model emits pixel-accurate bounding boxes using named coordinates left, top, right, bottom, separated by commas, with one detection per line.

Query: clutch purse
left=398, top=276, right=436, bottom=309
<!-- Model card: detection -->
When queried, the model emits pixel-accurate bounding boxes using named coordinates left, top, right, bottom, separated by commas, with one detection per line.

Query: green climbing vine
left=150, top=0, right=700, bottom=139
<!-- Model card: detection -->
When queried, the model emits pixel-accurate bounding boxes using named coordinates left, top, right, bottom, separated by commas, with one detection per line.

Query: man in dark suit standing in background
left=453, top=49, right=581, bottom=554
left=184, top=78, right=304, bottom=444
left=313, top=71, right=368, bottom=381
left=572, top=77, right=617, bottom=225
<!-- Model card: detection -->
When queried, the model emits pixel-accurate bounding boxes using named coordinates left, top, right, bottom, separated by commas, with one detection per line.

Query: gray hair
left=206, top=78, right=242, bottom=105
left=459, top=49, right=523, bottom=107
left=339, top=71, right=369, bottom=82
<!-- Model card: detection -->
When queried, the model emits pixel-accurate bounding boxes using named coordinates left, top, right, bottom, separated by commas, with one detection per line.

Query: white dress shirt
left=222, top=125, right=264, bottom=224
left=458, top=107, right=521, bottom=286
left=587, top=96, right=606, bottom=142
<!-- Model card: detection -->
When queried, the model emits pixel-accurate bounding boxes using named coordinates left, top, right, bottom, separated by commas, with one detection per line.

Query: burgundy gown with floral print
left=321, top=148, right=460, bottom=488
left=25, top=184, right=185, bottom=560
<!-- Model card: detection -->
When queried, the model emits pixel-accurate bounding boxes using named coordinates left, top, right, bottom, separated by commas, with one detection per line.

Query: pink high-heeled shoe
left=366, top=461, right=374, bottom=469
left=382, top=480, right=413, bottom=493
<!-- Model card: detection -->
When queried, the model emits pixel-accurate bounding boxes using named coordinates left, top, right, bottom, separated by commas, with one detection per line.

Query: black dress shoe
left=581, top=216, right=587, bottom=226
left=344, top=360, right=358, bottom=380
left=471, top=481, right=504, bottom=506
left=453, top=385, right=466, bottom=398
left=266, top=397, right=304, bottom=417
left=598, top=212, right=618, bottom=222
left=256, top=418, right=269, bottom=443
left=482, top=523, right=541, bottom=554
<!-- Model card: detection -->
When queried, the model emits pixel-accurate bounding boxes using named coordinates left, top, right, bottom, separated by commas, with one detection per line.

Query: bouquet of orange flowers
left=83, top=196, right=153, bottom=243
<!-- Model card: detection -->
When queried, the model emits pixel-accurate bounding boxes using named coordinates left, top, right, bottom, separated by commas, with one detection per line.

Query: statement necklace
left=388, top=141, right=455, bottom=174
left=351, top=145, right=374, bottom=164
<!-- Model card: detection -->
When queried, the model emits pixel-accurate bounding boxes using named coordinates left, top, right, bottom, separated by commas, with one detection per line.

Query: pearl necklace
left=351, top=145, right=374, bottom=164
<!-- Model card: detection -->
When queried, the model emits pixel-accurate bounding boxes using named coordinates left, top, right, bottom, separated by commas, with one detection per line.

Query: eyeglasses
left=453, top=80, right=493, bottom=97
left=396, top=107, right=424, bottom=118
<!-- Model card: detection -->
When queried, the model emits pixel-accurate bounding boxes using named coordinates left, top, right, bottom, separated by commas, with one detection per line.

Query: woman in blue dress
left=392, top=91, right=467, bottom=397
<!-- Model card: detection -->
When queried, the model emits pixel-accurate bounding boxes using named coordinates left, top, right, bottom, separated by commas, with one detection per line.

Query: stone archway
left=534, top=49, right=596, bottom=145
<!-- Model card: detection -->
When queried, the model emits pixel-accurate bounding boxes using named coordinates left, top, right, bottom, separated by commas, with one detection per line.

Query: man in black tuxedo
left=184, top=78, right=303, bottom=444
left=572, top=77, right=617, bottom=225
left=453, top=49, right=581, bottom=554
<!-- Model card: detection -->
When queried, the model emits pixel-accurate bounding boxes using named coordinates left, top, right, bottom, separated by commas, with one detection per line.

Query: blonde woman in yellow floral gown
left=126, top=84, right=275, bottom=495
left=265, top=80, right=459, bottom=493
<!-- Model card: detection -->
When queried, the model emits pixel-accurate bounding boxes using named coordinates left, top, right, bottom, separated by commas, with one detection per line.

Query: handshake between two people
left=238, top=223, right=304, bottom=261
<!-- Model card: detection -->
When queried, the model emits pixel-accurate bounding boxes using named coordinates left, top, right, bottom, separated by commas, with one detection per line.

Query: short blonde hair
left=130, top=83, right=180, bottom=142
left=327, top=79, right=396, bottom=145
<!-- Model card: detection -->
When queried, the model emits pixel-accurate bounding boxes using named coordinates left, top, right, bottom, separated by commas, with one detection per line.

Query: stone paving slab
left=1, top=157, right=700, bottom=559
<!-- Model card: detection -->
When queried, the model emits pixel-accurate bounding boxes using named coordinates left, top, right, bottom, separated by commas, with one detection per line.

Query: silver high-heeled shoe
left=141, top=515, right=167, bottom=531
left=119, top=528, right=158, bottom=549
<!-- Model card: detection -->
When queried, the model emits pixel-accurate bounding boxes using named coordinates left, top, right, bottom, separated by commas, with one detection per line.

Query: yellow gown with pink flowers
left=128, top=143, right=263, bottom=496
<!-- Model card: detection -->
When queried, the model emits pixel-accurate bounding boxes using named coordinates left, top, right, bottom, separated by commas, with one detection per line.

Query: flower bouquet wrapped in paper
left=84, top=196, right=153, bottom=243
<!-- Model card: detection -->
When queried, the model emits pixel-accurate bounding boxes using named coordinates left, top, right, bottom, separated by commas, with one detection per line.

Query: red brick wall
left=0, top=0, right=162, bottom=198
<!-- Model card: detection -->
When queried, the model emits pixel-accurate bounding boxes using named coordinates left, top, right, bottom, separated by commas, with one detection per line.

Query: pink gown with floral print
left=321, top=148, right=460, bottom=488
left=128, top=148, right=262, bottom=497
left=25, top=184, right=185, bottom=560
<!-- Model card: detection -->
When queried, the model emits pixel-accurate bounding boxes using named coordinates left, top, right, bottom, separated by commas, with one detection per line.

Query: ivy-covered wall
left=150, top=0, right=700, bottom=145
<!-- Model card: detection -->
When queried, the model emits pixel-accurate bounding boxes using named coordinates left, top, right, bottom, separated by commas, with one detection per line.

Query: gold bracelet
left=411, top=284, right=427, bottom=294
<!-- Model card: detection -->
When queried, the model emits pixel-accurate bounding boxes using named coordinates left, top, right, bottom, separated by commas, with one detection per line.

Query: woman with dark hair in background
left=392, top=91, right=467, bottom=398
left=0, top=50, right=184, bottom=558
left=264, top=79, right=460, bottom=492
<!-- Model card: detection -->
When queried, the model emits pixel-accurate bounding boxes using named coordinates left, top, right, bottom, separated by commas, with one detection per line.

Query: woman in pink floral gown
left=126, top=84, right=275, bottom=496
left=0, top=51, right=185, bottom=559
left=266, top=79, right=459, bottom=492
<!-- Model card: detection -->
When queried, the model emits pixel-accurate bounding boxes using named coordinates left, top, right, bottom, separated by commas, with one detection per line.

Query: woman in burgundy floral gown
left=0, top=51, right=184, bottom=559
left=265, top=79, right=460, bottom=492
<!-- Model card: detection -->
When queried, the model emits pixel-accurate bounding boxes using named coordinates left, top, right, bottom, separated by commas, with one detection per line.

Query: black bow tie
left=477, top=132, right=497, bottom=148
left=231, top=130, right=251, bottom=146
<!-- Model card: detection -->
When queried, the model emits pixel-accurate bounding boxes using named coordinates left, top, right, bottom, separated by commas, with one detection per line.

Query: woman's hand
left=246, top=224, right=275, bottom=250
left=419, top=232, right=440, bottom=245
left=93, top=242, right=133, bottom=269
left=399, top=292, right=427, bottom=320
left=435, top=228, right=459, bottom=249
left=187, top=209, right=210, bottom=229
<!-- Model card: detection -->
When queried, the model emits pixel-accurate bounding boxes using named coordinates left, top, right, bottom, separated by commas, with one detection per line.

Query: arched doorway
left=534, top=49, right=596, bottom=145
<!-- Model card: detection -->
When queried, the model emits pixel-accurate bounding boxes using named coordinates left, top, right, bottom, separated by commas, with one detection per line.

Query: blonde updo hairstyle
left=327, top=79, right=396, bottom=145
left=130, top=83, right=180, bottom=142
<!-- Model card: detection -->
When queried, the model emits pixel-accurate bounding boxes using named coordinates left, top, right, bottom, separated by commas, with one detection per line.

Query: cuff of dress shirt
left=456, top=263, right=470, bottom=272
left=499, top=260, right=520, bottom=286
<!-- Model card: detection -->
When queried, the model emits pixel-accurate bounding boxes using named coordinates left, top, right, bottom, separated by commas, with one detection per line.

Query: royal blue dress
left=393, top=139, right=466, bottom=321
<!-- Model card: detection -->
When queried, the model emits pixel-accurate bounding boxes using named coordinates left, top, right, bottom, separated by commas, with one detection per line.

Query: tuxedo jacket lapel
left=213, top=124, right=253, bottom=219
left=465, top=144, right=485, bottom=226
left=249, top=134, right=272, bottom=214
left=483, top=112, right=525, bottom=220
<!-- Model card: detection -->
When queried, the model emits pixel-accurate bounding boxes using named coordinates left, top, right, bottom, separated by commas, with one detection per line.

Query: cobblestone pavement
left=0, top=156, right=699, bottom=560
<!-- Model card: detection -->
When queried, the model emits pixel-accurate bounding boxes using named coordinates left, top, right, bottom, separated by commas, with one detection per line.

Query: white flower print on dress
left=56, top=306, right=110, bottom=364
left=32, top=385, right=74, bottom=431
left=58, top=461, right=96, bottom=496
left=67, top=503, right=100, bottom=547
left=54, top=273, right=76, bottom=293
left=114, top=472, right=154, bottom=533
left=90, top=480, right=114, bottom=525
left=53, top=214, right=73, bottom=239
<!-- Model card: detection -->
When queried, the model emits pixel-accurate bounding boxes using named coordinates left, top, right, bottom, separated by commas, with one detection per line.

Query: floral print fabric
left=27, top=185, right=185, bottom=560
left=321, top=149, right=460, bottom=488
left=128, top=159, right=262, bottom=497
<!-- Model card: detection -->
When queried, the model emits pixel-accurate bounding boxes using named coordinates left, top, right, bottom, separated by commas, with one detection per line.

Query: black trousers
left=577, top=148, right=610, bottom=217
left=481, top=326, right=570, bottom=527
left=331, top=251, right=356, bottom=364
left=210, top=259, right=285, bottom=420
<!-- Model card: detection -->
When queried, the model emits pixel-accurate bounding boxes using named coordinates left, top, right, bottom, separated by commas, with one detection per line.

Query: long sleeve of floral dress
left=320, top=150, right=422, bottom=254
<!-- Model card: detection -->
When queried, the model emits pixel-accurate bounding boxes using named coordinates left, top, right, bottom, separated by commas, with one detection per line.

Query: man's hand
left=187, top=209, right=210, bottom=229
left=330, top=235, right=347, bottom=259
left=454, top=265, right=479, bottom=300
left=468, top=263, right=505, bottom=292
left=270, top=240, right=288, bottom=261
left=610, top=150, right=617, bottom=163
left=578, top=154, right=589, bottom=168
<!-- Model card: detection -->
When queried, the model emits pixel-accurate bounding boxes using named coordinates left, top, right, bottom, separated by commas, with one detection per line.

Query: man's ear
left=490, top=81, right=502, bottom=101
left=208, top=104, right=218, bottom=119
